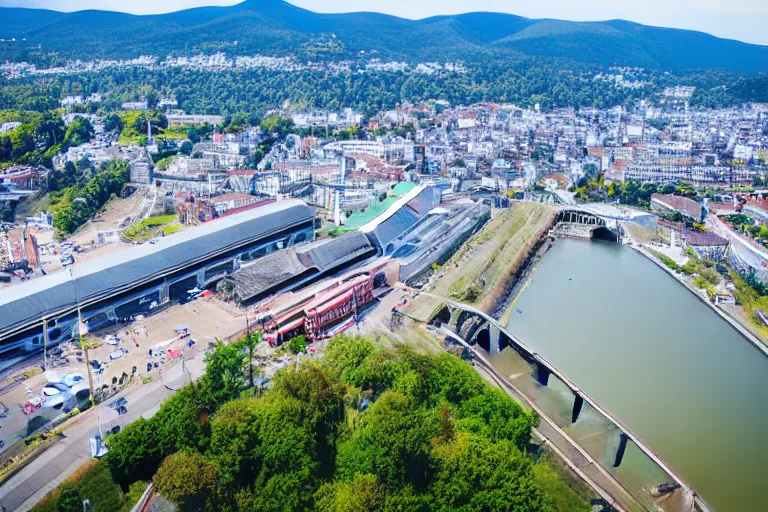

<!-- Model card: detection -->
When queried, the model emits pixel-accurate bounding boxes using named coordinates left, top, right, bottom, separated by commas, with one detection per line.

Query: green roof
left=393, top=182, right=417, bottom=195
left=343, top=196, right=399, bottom=229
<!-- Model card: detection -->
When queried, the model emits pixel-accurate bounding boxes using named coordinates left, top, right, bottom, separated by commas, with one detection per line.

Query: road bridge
left=419, top=293, right=712, bottom=512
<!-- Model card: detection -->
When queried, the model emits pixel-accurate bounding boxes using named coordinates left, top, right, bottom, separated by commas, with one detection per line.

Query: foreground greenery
left=30, top=459, right=145, bottom=512
left=34, top=334, right=590, bottom=512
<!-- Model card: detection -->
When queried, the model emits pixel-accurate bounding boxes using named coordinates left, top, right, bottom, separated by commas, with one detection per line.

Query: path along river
left=492, top=238, right=767, bottom=512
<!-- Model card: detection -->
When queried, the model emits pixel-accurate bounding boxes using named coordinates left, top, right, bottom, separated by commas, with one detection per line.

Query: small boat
left=516, top=309, right=523, bottom=314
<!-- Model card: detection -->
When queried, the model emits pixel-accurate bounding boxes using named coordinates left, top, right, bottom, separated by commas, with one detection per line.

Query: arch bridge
left=424, top=294, right=710, bottom=512
left=553, top=208, right=617, bottom=240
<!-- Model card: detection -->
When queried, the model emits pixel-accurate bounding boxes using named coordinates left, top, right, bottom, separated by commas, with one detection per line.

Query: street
left=0, top=354, right=204, bottom=512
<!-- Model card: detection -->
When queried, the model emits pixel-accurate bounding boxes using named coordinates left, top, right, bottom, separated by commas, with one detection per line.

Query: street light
left=68, top=268, right=97, bottom=415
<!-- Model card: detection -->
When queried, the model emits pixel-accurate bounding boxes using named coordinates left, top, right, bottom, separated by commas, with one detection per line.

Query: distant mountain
left=1, top=0, right=766, bottom=74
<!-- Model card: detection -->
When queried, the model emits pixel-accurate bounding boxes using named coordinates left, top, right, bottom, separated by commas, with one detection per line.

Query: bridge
left=412, top=293, right=711, bottom=512
left=553, top=208, right=614, bottom=239
left=551, top=204, right=660, bottom=241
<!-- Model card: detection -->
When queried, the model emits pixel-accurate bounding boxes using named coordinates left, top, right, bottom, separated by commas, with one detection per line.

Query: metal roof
left=0, top=199, right=314, bottom=336
left=226, top=231, right=375, bottom=303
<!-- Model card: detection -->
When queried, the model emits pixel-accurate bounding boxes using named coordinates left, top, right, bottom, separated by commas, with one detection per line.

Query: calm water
left=496, top=238, right=768, bottom=512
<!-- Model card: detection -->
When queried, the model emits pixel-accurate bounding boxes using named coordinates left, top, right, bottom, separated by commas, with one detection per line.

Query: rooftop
left=0, top=200, right=314, bottom=337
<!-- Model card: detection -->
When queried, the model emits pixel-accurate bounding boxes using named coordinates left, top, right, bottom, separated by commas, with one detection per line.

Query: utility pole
left=42, top=318, right=49, bottom=370
left=246, top=314, right=254, bottom=389
left=70, top=268, right=97, bottom=415
left=78, top=307, right=96, bottom=412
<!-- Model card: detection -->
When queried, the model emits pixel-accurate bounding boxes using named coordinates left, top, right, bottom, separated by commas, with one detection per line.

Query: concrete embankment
left=633, top=245, right=768, bottom=357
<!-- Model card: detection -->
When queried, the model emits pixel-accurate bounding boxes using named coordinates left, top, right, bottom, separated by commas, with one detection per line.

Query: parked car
left=109, top=348, right=128, bottom=360
left=62, top=373, right=86, bottom=388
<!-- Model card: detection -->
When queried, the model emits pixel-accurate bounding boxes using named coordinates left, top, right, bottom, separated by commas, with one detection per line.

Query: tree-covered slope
left=0, top=0, right=766, bottom=73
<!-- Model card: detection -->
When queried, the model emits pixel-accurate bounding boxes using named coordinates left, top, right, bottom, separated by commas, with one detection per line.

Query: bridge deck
left=419, top=292, right=712, bottom=512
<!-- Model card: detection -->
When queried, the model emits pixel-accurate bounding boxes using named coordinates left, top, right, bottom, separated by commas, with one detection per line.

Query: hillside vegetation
left=0, top=1, right=766, bottom=73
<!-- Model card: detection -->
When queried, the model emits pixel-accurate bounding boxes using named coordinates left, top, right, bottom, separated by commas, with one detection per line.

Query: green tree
left=315, top=473, right=386, bottom=512
left=55, top=482, right=82, bottom=512
left=201, top=341, right=246, bottom=407
left=336, top=391, right=439, bottom=488
left=259, top=115, right=294, bottom=137
left=63, top=116, right=95, bottom=148
left=104, top=113, right=124, bottom=133
left=287, top=335, right=307, bottom=355
left=105, top=417, right=162, bottom=484
left=430, top=433, right=549, bottom=512
left=153, top=452, right=218, bottom=512
left=179, top=140, right=193, bottom=155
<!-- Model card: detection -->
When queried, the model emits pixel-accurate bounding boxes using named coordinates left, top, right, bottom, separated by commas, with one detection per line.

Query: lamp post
left=69, top=268, right=96, bottom=412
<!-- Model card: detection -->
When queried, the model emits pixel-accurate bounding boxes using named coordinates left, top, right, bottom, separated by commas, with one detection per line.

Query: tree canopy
left=102, top=335, right=591, bottom=512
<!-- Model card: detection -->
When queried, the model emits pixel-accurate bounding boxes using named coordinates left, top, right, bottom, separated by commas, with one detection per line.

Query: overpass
left=415, top=293, right=712, bottom=512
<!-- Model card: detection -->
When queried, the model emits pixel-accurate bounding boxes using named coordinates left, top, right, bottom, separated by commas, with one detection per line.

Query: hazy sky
left=1, top=0, right=766, bottom=45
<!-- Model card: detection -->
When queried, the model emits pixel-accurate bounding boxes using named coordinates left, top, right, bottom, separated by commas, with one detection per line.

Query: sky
left=1, top=0, right=766, bottom=45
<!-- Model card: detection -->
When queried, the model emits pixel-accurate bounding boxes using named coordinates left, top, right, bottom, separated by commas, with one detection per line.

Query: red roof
left=278, top=318, right=305, bottom=335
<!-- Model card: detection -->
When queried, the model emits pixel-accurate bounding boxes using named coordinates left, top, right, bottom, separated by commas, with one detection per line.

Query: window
left=205, top=260, right=234, bottom=280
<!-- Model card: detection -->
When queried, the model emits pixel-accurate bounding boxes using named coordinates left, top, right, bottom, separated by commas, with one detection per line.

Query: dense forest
left=34, top=335, right=593, bottom=512
left=1, top=62, right=766, bottom=122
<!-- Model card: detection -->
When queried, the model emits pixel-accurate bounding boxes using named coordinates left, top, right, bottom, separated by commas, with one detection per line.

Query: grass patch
left=162, top=224, right=184, bottom=236
left=21, top=367, right=44, bottom=380
left=647, top=249, right=681, bottom=272
left=30, top=459, right=145, bottom=512
left=534, top=451, right=593, bottom=512
left=122, top=214, right=179, bottom=242
left=728, top=270, right=768, bottom=338
left=431, top=202, right=552, bottom=310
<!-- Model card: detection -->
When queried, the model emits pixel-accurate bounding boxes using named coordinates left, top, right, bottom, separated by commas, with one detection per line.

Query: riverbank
left=418, top=202, right=555, bottom=312
left=632, top=244, right=768, bottom=357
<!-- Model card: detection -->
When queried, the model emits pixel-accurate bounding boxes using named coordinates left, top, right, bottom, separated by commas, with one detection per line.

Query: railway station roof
left=0, top=200, right=315, bottom=337
left=225, top=231, right=375, bottom=303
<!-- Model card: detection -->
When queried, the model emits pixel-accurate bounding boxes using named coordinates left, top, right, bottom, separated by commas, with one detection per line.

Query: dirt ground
left=70, top=191, right=146, bottom=247
left=33, top=191, right=148, bottom=276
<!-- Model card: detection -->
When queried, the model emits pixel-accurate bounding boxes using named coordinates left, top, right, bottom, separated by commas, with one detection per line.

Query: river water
left=493, top=238, right=767, bottom=512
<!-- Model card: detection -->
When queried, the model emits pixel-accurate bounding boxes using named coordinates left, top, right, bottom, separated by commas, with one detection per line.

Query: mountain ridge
left=0, top=0, right=766, bottom=74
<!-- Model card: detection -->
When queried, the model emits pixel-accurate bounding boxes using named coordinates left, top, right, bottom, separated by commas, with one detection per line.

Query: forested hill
left=0, top=0, right=767, bottom=74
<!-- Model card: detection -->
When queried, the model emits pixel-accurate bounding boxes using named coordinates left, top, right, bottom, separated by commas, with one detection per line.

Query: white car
left=42, top=382, right=70, bottom=397
left=109, top=348, right=127, bottom=360
left=105, top=335, right=120, bottom=346
left=62, top=373, right=86, bottom=388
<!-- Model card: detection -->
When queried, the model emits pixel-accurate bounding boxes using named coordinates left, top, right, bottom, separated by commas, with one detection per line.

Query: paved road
left=0, top=355, right=203, bottom=512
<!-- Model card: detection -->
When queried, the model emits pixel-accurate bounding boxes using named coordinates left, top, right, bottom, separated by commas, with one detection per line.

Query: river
left=492, top=238, right=768, bottom=512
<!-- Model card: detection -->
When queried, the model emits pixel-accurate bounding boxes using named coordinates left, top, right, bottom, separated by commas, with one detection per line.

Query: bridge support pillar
left=613, top=432, right=629, bottom=468
left=572, top=394, right=584, bottom=423
left=448, top=307, right=461, bottom=332
left=533, top=362, right=550, bottom=386
left=488, top=324, right=501, bottom=355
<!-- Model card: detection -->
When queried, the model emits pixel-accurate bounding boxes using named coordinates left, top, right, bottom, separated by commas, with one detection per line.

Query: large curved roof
left=0, top=199, right=314, bottom=337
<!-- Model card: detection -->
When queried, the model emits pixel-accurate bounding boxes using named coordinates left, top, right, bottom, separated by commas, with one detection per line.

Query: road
left=0, top=354, right=205, bottom=512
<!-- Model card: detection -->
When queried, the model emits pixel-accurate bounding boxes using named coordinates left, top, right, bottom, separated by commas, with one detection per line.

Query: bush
left=288, top=335, right=308, bottom=354
left=30, top=460, right=132, bottom=512
left=153, top=452, right=218, bottom=511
